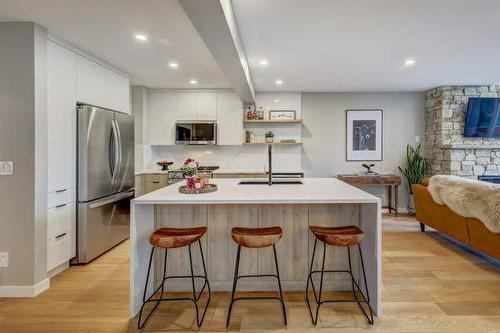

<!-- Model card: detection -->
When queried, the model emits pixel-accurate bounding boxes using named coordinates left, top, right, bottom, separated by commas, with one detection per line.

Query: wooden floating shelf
left=243, top=119, right=303, bottom=124
left=243, top=142, right=302, bottom=145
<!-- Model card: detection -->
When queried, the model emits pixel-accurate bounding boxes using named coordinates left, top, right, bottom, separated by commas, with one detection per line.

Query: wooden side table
left=337, top=174, right=402, bottom=216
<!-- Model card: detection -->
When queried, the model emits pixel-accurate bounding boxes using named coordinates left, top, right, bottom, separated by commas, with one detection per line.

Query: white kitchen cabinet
left=47, top=198, right=76, bottom=272
left=216, top=92, right=243, bottom=145
left=176, top=93, right=197, bottom=121
left=77, top=55, right=130, bottom=113
left=77, top=55, right=107, bottom=107
left=196, top=93, right=217, bottom=120
left=47, top=41, right=77, bottom=193
left=149, top=92, right=177, bottom=145
left=106, top=70, right=130, bottom=114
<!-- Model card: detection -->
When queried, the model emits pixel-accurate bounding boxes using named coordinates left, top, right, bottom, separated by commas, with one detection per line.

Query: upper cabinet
left=196, top=93, right=217, bottom=120
left=47, top=41, right=77, bottom=192
left=106, top=70, right=130, bottom=114
left=149, top=92, right=177, bottom=145
left=77, top=56, right=107, bottom=108
left=217, top=93, right=243, bottom=145
left=176, top=93, right=197, bottom=121
left=77, top=55, right=130, bottom=114
left=176, top=93, right=216, bottom=121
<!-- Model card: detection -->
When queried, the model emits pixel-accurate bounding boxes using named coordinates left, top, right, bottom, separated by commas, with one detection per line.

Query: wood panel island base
left=130, top=178, right=381, bottom=318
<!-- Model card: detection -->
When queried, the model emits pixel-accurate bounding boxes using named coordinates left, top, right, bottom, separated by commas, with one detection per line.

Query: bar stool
left=306, top=225, right=373, bottom=325
left=226, top=226, right=287, bottom=327
left=137, top=227, right=211, bottom=329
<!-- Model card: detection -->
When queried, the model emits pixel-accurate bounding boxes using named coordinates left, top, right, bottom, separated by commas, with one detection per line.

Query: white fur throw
left=427, top=175, right=500, bottom=233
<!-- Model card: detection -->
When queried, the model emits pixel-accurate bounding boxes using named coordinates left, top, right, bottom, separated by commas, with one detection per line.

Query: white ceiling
left=232, top=0, right=500, bottom=92
left=0, top=0, right=231, bottom=89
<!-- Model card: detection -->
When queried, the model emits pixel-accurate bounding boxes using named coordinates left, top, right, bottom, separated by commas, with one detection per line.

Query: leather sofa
left=412, top=178, right=499, bottom=259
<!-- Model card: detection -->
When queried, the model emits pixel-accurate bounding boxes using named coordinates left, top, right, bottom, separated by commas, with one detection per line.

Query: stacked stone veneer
left=425, top=85, right=500, bottom=178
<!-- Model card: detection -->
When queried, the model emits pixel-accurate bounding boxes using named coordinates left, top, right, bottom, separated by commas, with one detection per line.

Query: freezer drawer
left=77, top=191, right=133, bottom=263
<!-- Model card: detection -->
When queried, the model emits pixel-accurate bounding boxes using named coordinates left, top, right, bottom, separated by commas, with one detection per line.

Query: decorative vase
left=186, top=175, right=195, bottom=189
left=265, top=136, right=274, bottom=143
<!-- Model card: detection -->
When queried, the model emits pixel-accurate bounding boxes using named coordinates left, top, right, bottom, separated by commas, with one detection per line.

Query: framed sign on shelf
left=346, top=109, right=383, bottom=161
left=269, top=110, right=296, bottom=120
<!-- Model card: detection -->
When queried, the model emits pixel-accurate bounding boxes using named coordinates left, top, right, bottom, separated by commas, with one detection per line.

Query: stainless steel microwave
left=175, top=122, right=217, bottom=145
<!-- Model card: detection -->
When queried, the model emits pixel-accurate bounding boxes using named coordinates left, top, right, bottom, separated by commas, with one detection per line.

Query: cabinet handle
left=55, top=189, right=67, bottom=193
left=152, top=181, right=160, bottom=184
left=55, top=203, right=67, bottom=208
left=56, top=232, right=67, bottom=239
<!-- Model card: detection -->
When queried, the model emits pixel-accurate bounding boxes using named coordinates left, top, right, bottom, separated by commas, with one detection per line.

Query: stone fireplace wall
left=425, top=85, right=500, bottom=178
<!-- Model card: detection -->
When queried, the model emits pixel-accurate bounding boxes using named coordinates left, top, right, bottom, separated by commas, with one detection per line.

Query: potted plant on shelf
left=181, top=158, right=199, bottom=189
left=265, top=130, right=274, bottom=143
left=398, top=144, right=428, bottom=215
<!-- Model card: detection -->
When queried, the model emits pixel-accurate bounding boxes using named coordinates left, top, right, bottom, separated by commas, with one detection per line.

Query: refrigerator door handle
left=110, top=120, right=120, bottom=185
left=115, top=119, right=123, bottom=176
left=88, top=191, right=134, bottom=209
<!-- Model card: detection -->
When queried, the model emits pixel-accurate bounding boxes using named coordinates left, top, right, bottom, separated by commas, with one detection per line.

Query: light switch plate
left=0, top=161, right=13, bottom=175
left=0, top=252, right=9, bottom=267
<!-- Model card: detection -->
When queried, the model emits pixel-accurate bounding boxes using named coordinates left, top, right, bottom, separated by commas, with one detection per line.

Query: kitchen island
left=130, top=178, right=381, bottom=317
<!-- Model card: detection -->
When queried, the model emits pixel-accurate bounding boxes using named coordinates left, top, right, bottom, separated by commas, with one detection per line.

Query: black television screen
left=463, top=98, right=500, bottom=137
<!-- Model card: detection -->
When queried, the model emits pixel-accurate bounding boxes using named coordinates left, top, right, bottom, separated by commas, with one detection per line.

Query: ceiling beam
left=179, top=0, right=255, bottom=104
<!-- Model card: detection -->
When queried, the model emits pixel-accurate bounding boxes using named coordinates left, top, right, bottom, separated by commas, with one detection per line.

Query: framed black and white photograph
left=346, top=109, right=383, bottom=161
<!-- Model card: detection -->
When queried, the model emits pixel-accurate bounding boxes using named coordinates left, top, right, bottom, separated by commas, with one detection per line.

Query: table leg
left=394, top=185, right=399, bottom=217
left=387, top=185, right=393, bottom=214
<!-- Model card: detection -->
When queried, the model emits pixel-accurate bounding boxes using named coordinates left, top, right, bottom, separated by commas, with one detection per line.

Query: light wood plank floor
left=0, top=215, right=499, bottom=332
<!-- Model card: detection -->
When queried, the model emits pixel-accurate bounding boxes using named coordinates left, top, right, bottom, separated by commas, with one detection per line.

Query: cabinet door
left=106, top=69, right=130, bottom=114
left=149, top=92, right=177, bottom=145
left=77, top=55, right=107, bottom=107
left=196, top=93, right=217, bottom=120
left=216, top=93, right=243, bottom=145
left=47, top=41, right=77, bottom=192
left=176, top=93, right=197, bottom=121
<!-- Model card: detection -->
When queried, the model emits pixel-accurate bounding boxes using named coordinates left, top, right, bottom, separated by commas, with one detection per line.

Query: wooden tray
left=178, top=183, right=218, bottom=194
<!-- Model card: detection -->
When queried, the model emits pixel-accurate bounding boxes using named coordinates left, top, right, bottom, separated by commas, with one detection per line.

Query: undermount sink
left=239, top=179, right=303, bottom=185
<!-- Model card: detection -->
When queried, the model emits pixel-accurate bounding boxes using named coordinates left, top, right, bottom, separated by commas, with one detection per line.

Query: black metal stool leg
left=138, top=247, right=164, bottom=329
left=347, top=246, right=358, bottom=302
left=305, top=238, right=317, bottom=323
left=358, top=244, right=374, bottom=324
left=273, top=244, right=287, bottom=325
left=226, top=245, right=241, bottom=327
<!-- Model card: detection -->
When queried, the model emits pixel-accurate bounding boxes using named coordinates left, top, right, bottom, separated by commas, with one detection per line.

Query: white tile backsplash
left=139, top=144, right=302, bottom=172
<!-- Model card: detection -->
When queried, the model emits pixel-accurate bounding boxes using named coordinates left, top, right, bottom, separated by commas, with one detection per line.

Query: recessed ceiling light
left=274, top=99, right=280, bottom=103
left=275, top=79, right=283, bottom=85
left=168, top=62, right=179, bottom=69
left=404, top=58, right=416, bottom=66
left=259, top=59, right=269, bottom=66
left=189, top=79, right=198, bottom=84
left=135, top=34, right=148, bottom=41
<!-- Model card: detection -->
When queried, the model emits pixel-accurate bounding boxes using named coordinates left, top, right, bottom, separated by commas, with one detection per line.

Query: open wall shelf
left=243, top=119, right=303, bottom=124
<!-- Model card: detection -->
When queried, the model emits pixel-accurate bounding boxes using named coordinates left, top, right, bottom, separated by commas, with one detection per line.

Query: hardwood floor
left=0, top=214, right=499, bottom=332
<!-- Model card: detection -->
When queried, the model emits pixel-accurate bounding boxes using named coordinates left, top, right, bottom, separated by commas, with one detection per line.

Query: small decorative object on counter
left=179, top=183, right=218, bottom=194
left=156, top=160, right=174, bottom=171
left=265, top=130, right=275, bottom=143
left=245, top=130, right=251, bottom=143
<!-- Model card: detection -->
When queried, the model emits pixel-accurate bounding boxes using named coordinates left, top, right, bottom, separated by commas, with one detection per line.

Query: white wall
left=301, top=92, right=425, bottom=210
left=0, top=22, right=48, bottom=289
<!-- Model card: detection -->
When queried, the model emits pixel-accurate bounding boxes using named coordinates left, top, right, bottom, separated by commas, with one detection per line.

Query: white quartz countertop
left=132, top=178, right=380, bottom=205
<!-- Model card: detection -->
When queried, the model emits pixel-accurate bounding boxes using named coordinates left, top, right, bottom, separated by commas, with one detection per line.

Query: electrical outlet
left=0, top=161, right=13, bottom=175
left=0, top=252, right=9, bottom=267
left=415, top=136, right=420, bottom=143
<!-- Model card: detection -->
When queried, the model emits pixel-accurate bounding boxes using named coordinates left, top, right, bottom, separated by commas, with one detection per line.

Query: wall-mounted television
left=463, top=97, right=500, bottom=137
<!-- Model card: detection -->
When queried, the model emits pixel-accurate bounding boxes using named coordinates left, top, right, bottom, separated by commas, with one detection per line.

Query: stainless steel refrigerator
left=76, top=105, right=134, bottom=263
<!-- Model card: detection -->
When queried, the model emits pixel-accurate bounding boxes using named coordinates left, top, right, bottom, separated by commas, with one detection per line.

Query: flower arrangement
left=181, top=158, right=199, bottom=177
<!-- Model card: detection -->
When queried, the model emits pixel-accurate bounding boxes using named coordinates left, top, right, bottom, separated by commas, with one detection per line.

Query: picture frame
left=269, top=110, right=296, bottom=120
left=346, top=109, right=383, bottom=161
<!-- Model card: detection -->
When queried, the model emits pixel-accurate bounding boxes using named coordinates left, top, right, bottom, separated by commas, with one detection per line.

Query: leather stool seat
left=309, top=225, right=364, bottom=247
left=231, top=226, right=283, bottom=248
left=149, top=227, right=207, bottom=249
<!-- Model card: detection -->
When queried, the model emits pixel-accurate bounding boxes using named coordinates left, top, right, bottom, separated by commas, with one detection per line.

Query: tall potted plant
left=398, top=144, right=428, bottom=215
